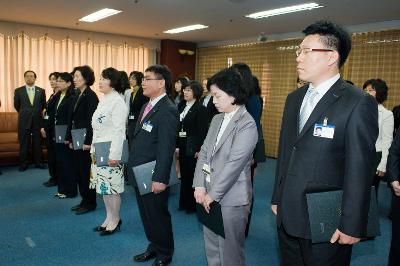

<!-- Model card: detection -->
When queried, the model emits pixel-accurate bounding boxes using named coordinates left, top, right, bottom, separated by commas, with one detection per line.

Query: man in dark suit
left=387, top=132, right=400, bottom=266
left=14, top=70, right=46, bottom=171
left=271, top=21, right=378, bottom=265
left=129, top=65, right=179, bottom=266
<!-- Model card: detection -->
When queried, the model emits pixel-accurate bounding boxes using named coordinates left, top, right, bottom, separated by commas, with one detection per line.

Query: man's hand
left=330, top=229, right=360, bottom=245
left=271, top=204, right=278, bottom=215
left=83, top=144, right=91, bottom=151
left=194, top=187, right=206, bottom=204
left=203, top=194, right=214, bottom=214
left=108, top=160, right=120, bottom=167
left=376, top=170, right=385, bottom=177
left=152, top=181, right=167, bottom=194
left=392, top=180, right=400, bottom=196
left=40, top=128, right=46, bottom=138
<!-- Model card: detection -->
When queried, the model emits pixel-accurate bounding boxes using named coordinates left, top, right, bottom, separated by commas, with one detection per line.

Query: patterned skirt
left=90, top=163, right=124, bottom=195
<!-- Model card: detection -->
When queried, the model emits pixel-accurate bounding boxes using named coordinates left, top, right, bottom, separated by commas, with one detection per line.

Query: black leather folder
left=93, top=140, right=129, bottom=166
left=71, top=128, right=86, bottom=150
left=196, top=202, right=225, bottom=238
left=55, top=125, right=68, bottom=144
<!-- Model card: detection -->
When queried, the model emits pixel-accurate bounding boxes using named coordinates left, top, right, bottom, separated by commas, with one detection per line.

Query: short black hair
left=58, top=72, right=75, bottom=97
left=129, top=71, right=144, bottom=86
left=185, top=81, right=204, bottom=100
left=71, top=65, right=95, bottom=86
left=302, top=20, right=352, bottom=68
left=119, top=71, right=129, bottom=90
left=145, top=64, right=173, bottom=96
left=101, top=67, right=124, bottom=94
left=176, top=76, right=190, bottom=89
left=24, top=70, right=37, bottom=78
left=48, top=72, right=60, bottom=80
left=209, top=67, right=247, bottom=105
left=363, top=78, right=389, bottom=104
left=231, top=63, right=254, bottom=96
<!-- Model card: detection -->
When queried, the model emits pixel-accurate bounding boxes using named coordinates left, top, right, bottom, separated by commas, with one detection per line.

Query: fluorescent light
left=79, top=8, right=122, bottom=22
left=164, top=24, right=208, bottom=34
left=246, top=3, right=323, bottom=19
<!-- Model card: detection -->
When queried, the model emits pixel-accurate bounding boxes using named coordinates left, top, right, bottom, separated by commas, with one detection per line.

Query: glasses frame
left=142, top=78, right=163, bottom=82
left=296, top=47, right=334, bottom=57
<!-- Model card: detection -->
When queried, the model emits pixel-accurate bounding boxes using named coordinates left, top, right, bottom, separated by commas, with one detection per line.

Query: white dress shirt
left=149, top=93, right=167, bottom=107
left=376, top=104, right=394, bottom=172
left=91, top=90, right=128, bottom=160
left=202, top=94, right=212, bottom=107
left=215, top=106, right=240, bottom=146
left=180, top=100, right=195, bottom=121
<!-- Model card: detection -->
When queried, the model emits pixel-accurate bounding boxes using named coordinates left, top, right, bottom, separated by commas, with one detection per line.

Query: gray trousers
left=204, top=204, right=250, bottom=266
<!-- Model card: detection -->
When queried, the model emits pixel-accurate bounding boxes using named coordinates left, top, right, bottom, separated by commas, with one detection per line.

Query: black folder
left=306, top=187, right=380, bottom=243
left=93, top=140, right=129, bottom=166
left=71, top=128, right=86, bottom=150
left=132, top=157, right=180, bottom=195
left=54, top=125, right=68, bottom=144
left=196, top=202, right=225, bottom=238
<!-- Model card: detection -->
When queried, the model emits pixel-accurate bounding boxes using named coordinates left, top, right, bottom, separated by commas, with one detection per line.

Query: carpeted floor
left=0, top=159, right=392, bottom=265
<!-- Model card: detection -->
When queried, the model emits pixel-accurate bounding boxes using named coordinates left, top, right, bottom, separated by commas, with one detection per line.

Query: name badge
left=129, top=115, right=135, bottom=120
left=179, top=131, right=187, bottom=138
left=44, top=115, right=49, bottom=120
left=142, top=122, right=153, bottom=132
left=313, top=123, right=335, bottom=139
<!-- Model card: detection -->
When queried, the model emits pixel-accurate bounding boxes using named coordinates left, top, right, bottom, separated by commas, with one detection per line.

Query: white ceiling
left=1, top=0, right=399, bottom=43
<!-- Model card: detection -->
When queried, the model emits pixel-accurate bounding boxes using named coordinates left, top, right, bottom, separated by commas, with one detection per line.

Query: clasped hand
left=194, top=188, right=214, bottom=213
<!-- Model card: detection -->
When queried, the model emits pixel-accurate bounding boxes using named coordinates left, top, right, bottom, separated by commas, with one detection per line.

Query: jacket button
left=293, top=146, right=297, bottom=150
left=211, top=168, right=214, bottom=172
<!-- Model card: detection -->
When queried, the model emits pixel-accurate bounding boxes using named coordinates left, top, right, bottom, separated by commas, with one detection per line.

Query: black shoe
left=71, top=204, right=82, bottom=211
left=35, top=164, right=47, bottom=169
left=133, top=251, right=157, bottom=262
left=43, top=180, right=57, bottom=187
left=99, top=220, right=122, bottom=236
left=75, top=206, right=96, bottom=215
left=19, top=164, right=28, bottom=172
left=93, top=225, right=106, bottom=232
left=152, top=258, right=172, bottom=266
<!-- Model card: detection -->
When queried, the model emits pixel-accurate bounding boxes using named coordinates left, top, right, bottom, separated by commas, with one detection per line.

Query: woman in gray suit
left=193, top=67, right=258, bottom=266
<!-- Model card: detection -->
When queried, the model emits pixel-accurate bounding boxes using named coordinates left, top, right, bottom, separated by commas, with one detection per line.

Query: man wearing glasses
left=271, top=20, right=378, bottom=265
left=128, top=65, right=179, bottom=266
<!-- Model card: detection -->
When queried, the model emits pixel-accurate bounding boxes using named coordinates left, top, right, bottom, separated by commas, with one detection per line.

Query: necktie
left=28, top=87, right=35, bottom=105
left=141, top=103, right=153, bottom=122
left=299, top=89, right=318, bottom=133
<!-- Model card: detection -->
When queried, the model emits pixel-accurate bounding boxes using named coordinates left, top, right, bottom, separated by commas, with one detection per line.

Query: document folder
left=93, top=140, right=129, bottom=166
left=55, top=125, right=68, bottom=144
left=196, top=202, right=225, bottom=238
left=71, top=128, right=86, bottom=150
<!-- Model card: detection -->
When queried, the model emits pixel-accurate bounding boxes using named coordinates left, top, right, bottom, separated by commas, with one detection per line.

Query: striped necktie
left=299, top=89, right=318, bottom=133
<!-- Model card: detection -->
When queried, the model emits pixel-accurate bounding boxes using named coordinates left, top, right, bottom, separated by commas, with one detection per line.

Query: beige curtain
left=0, top=33, right=154, bottom=112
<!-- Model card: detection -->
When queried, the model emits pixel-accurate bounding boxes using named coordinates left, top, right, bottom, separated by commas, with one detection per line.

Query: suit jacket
left=128, top=95, right=179, bottom=185
left=387, top=132, right=400, bottom=182
left=199, top=95, right=219, bottom=128
left=177, top=100, right=208, bottom=156
left=193, top=106, right=258, bottom=206
left=66, top=87, right=98, bottom=145
left=127, top=87, right=149, bottom=141
left=271, top=78, right=378, bottom=239
left=43, top=91, right=61, bottom=138
left=54, top=93, right=76, bottom=140
left=14, top=85, right=46, bottom=130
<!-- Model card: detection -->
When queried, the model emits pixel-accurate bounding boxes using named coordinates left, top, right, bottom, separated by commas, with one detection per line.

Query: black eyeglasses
left=296, top=47, right=334, bottom=56
left=142, top=78, right=163, bottom=82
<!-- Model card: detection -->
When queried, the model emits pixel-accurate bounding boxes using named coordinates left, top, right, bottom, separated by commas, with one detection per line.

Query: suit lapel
left=213, top=106, right=245, bottom=155
left=134, top=96, right=166, bottom=135
left=297, top=79, right=345, bottom=140
left=294, top=87, right=308, bottom=135
left=74, top=89, right=86, bottom=112
left=32, top=88, right=41, bottom=106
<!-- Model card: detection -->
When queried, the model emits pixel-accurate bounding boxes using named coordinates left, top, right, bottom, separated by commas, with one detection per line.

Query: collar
left=149, top=93, right=166, bottom=107
left=26, top=85, right=35, bottom=90
left=309, top=73, right=340, bottom=96
left=186, top=99, right=196, bottom=107
left=223, top=105, right=240, bottom=120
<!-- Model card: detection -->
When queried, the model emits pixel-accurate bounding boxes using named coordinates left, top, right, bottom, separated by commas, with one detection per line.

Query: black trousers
left=135, top=187, right=174, bottom=261
left=277, top=226, right=352, bottom=266
left=55, top=143, right=77, bottom=197
left=46, top=136, right=57, bottom=183
left=18, top=127, right=43, bottom=165
left=372, top=152, right=383, bottom=201
left=389, top=192, right=400, bottom=266
left=73, top=150, right=96, bottom=208
left=178, top=154, right=197, bottom=212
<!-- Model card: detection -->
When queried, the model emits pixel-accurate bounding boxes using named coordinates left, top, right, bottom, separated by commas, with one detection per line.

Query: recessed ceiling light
left=164, top=24, right=208, bottom=34
left=79, top=8, right=122, bottom=23
left=246, top=3, right=323, bottom=19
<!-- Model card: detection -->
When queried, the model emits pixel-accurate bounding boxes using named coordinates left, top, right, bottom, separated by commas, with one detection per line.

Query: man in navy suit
left=271, top=21, right=378, bottom=265
left=14, top=70, right=46, bottom=171
left=129, top=65, right=179, bottom=266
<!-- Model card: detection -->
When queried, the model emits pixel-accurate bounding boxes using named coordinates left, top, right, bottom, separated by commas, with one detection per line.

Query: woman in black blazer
left=67, top=65, right=99, bottom=215
left=54, top=72, right=77, bottom=198
left=177, top=81, right=208, bottom=213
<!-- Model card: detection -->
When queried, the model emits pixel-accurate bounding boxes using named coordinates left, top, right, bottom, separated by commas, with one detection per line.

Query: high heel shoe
left=93, top=225, right=106, bottom=232
left=99, top=220, right=122, bottom=236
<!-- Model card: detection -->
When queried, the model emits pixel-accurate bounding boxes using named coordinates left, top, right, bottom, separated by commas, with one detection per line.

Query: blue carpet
left=0, top=159, right=391, bottom=265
